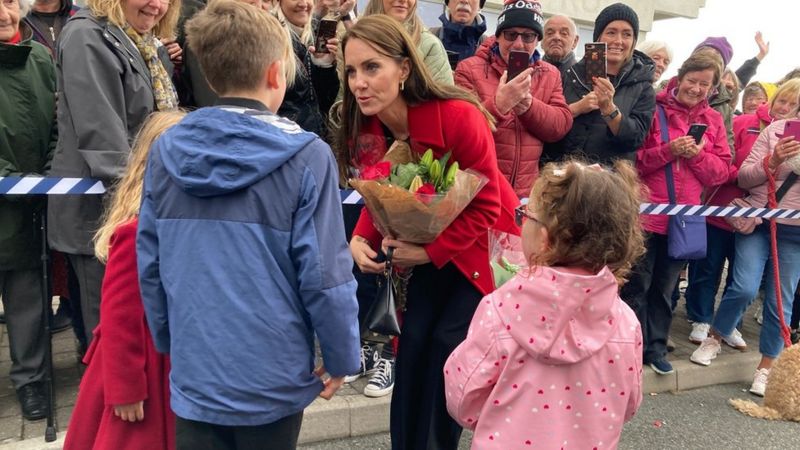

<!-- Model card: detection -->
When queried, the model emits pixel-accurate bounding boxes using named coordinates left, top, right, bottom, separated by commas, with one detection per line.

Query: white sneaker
left=363, top=357, right=395, bottom=398
left=689, top=322, right=710, bottom=344
left=749, top=368, right=769, bottom=397
left=690, top=337, right=721, bottom=366
left=344, top=343, right=379, bottom=383
left=722, top=328, right=747, bottom=351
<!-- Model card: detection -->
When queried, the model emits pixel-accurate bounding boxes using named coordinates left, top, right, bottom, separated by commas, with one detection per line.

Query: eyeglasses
left=514, top=205, right=542, bottom=227
left=501, top=30, right=539, bottom=44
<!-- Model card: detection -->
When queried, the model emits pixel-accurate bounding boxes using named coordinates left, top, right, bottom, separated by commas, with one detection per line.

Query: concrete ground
left=0, top=293, right=774, bottom=447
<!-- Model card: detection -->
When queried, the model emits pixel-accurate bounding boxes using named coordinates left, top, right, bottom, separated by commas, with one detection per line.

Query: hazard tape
left=3, top=177, right=799, bottom=218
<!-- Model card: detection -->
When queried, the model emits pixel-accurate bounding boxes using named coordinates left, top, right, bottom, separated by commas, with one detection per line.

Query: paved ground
left=299, top=383, right=800, bottom=450
left=0, top=289, right=769, bottom=446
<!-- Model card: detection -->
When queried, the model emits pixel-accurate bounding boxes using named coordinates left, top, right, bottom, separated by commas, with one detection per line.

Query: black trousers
left=175, top=412, right=303, bottom=450
left=620, top=233, right=685, bottom=364
left=390, top=263, right=482, bottom=450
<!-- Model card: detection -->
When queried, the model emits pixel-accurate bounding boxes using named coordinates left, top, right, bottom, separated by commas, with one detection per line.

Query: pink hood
left=444, top=266, right=643, bottom=450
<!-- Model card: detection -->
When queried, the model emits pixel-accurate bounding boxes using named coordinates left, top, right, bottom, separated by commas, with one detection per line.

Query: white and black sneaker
left=344, top=343, right=379, bottom=383
left=363, top=357, right=395, bottom=397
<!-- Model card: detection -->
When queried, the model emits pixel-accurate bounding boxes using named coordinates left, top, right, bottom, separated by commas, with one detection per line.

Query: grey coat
left=48, top=10, right=169, bottom=255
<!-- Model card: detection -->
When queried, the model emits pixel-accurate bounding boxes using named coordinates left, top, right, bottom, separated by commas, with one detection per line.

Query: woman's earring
left=400, top=80, right=405, bottom=91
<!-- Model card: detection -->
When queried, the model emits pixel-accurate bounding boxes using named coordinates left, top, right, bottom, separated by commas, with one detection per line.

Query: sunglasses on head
left=514, top=205, right=542, bottom=227
left=501, top=30, right=539, bottom=44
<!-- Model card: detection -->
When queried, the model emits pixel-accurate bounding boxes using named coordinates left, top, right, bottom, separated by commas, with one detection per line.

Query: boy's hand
left=114, top=401, right=144, bottom=422
left=314, top=365, right=345, bottom=400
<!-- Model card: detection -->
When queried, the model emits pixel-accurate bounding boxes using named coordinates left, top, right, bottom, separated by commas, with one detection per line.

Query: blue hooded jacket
left=136, top=103, right=360, bottom=426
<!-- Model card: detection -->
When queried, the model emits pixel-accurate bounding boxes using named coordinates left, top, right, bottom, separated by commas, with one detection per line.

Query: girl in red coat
left=64, top=111, right=185, bottom=450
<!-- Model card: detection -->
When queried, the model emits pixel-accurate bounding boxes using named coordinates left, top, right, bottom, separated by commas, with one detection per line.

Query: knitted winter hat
left=445, top=0, right=487, bottom=9
left=694, top=36, right=733, bottom=67
left=592, top=3, right=639, bottom=42
left=495, top=0, right=544, bottom=39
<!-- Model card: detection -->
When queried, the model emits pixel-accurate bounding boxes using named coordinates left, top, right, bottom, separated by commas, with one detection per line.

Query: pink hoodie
left=444, top=266, right=643, bottom=450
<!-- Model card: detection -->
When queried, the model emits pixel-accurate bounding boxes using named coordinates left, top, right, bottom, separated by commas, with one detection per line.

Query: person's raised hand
left=495, top=68, right=533, bottom=115
left=769, top=136, right=800, bottom=170
left=755, top=31, right=770, bottom=61
left=592, top=76, right=617, bottom=114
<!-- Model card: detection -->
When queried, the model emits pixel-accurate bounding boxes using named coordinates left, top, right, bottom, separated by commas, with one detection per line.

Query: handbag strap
left=657, top=105, right=678, bottom=204
left=775, top=172, right=799, bottom=203
left=384, top=247, right=394, bottom=275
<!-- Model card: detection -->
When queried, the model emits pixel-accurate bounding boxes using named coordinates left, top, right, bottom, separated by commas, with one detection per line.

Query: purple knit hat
left=694, top=36, right=733, bottom=67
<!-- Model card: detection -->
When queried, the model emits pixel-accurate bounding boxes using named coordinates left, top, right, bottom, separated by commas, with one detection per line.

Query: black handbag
left=363, top=247, right=402, bottom=336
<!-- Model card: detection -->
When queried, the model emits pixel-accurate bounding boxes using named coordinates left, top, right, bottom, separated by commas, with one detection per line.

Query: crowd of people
left=2, top=0, right=800, bottom=448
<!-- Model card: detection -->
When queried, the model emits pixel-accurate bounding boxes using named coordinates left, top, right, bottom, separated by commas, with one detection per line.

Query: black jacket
left=542, top=49, right=655, bottom=165
left=23, top=0, right=78, bottom=56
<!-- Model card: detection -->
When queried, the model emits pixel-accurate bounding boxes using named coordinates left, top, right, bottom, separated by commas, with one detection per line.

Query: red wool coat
left=352, top=98, right=520, bottom=296
left=64, top=219, right=174, bottom=450
left=455, top=36, right=573, bottom=198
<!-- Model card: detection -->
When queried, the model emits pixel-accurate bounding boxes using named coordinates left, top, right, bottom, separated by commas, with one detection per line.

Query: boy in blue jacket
left=135, top=1, right=361, bottom=448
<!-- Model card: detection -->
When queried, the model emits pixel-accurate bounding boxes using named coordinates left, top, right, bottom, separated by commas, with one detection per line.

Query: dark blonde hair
left=334, top=15, right=492, bottom=180
left=528, top=159, right=645, bottom=284
left=363, top=0, right=422, bottom=44
left=94, top=111, right=186, bottom=262
left=682, top=49, right=723, bottom=87
left=185, top=0, right=295, bottom=95
left=770, top=79, right=800, bottom=115
left=87, top=0, right=181, bottom=38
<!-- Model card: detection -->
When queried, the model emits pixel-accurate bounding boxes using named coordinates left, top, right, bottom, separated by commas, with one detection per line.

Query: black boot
left=16, top=383, right=47, bottom=421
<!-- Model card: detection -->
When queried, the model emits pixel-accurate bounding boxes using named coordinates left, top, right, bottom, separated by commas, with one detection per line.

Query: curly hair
left=527, top=159, right=646, bottom=284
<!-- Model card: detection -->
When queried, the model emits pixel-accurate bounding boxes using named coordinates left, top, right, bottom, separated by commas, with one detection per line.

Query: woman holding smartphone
left=336, top=15, right=517, bottom=449
left=691, top=82, right=800, bottom=397
left=541, top=3, right=655, bottom=166
left=624, top=51, right=731, bottom=376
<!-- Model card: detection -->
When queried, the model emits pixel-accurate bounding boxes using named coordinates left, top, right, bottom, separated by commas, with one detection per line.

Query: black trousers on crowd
left=66, top=254, right=104, bottom=346
left=390, top=262, right=482, bottom=450
left=175, top=412, right=303, bottom=450
left=620, top=233, right=685, bottom=364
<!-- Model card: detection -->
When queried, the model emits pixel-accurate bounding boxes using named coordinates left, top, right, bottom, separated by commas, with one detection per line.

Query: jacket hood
left=657, top=76, right=712, bottom=114
left=496, top=266, right=623, bottom=364
left=756, top=102, right=774, bottom=124
left=158, top=107, right=317, bottom=197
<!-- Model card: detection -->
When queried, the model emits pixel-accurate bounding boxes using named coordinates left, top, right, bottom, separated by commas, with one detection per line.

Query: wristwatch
left=340, top=12, right=354, bottom=22
left=601, top=108, right=620, bottom=120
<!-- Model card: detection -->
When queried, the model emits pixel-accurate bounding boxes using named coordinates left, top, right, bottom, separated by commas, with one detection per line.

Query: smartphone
left=584, top=42, right=607, bottom=86
left=314, top=19, right=338, bottom=53
left=783, top=119, right=800, bottom=141
left=687, top=123, right=708, bottom=145
left=507, top=50, right=529, bottom=81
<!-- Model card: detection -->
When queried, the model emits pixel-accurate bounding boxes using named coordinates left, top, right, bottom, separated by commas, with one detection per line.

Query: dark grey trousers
left=0, top=269, right=47, bottom=389
left=66, top=254, right=104, bottom=345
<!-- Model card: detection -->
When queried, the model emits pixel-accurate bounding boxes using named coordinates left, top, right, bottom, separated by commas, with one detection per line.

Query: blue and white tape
left=3, top=177, right=799, bottom=219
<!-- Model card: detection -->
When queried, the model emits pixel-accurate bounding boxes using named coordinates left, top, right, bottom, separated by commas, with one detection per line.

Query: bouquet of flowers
left=488, top=229, right=527, bottom=288
left=349, top=141, right=488, bottom=244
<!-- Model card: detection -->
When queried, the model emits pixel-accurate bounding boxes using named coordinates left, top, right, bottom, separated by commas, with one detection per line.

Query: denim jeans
left=685, top=224, right=736, bottom=324
left=712, top=225, right=800, bottom=358
left=621, top=233, right=685, bottom=364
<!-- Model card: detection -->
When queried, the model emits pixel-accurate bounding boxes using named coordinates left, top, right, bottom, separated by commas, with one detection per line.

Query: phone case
left=783, top=120, right=800, bottom=141
left=315, top=19, right=338, bottom=53
left=687, top=123, right=708, bottom=144
left=584, top=42, right=607, bottom=86
left=507, top=51, right=529, bottom=81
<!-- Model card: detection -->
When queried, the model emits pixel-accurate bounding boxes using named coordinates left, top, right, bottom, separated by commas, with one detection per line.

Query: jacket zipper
left=510, top=119, right=522, bottom=188
left=49, top=27, right=55, bottom=43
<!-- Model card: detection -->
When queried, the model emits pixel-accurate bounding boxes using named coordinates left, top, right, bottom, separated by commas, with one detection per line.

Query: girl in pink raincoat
left=445, top=160, right=646, bottom=449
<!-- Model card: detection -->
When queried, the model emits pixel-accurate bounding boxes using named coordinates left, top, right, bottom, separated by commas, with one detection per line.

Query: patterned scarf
left=123, top=25, right=178, bottom=111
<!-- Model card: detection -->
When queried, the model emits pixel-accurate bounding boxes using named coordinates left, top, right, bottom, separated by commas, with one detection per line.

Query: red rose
left=360, top=161, right=391, bottom=181
left=415, top=182, right=436, bottom=204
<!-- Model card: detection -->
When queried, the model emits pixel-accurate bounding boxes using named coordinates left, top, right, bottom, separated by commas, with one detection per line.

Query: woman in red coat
left=335, top=15, right=518, bottom=450
left=64, top=112, right=184, bottom=450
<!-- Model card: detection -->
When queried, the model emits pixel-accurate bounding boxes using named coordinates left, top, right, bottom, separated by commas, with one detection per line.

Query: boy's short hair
left=185, top=0, right=295, bottom=96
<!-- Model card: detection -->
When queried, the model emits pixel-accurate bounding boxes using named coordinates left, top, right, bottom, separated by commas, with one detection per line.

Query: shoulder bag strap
left=658, top=105, right=677, bottom=204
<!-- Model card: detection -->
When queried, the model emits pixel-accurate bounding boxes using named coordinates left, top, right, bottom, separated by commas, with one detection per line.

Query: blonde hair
left=94, top=111, right=186, bottom=262
left=363, top=0, right=423, bottom=45
left=528, top=159, right=645, bottom=284
left=275, top=0, right=314, bottom=47
left=186, top=0, right=296, bottom=95
left=87, top=0, right=181, bottom=38
left=770, top=79, right=800, bottom=115
left=334, top=15, right=493, bottom=181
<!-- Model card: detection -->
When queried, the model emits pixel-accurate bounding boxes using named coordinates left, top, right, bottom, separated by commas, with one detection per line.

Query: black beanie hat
left=592, top=3, right=639, bottom=42
left=445, top=0, right=487, bottom=9
left=495, top=0, right=544, bottom=39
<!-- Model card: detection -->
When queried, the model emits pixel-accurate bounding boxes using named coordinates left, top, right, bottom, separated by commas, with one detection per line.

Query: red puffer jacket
left=455, top=36, right=572, bottom=198
left=636, top=77, right=732, bottom=235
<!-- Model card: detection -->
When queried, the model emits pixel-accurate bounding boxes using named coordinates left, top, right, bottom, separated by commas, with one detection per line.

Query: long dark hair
left=333, top=14, right=494, bottom=181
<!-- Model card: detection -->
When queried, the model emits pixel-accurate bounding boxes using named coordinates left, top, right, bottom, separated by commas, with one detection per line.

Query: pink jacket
left=444, top=266, right=642, bottom=450
left=455, top=37, right=573, bottom=198
left=636, top=78, right=732, bottom=235
left=705, top=104, right=775, bottom=231
left=739, top=118, right=800, bottom=227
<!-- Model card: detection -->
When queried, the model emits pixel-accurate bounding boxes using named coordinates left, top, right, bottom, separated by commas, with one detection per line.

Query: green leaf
left=389, top=163, right=419, bottom=190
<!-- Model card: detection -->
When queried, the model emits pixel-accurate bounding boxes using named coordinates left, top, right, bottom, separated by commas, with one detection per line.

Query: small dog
left=729, top=343, right=800, bottom=421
